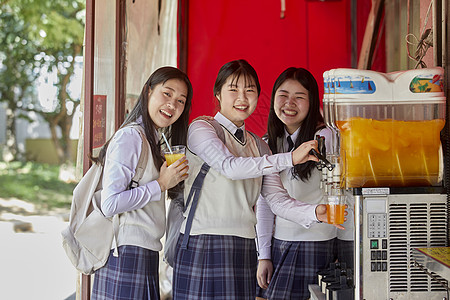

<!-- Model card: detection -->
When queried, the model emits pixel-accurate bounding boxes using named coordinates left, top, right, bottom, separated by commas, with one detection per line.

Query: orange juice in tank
left=337, top=118, right=444, bottom=187
left=330, top=67, right=446, bottom=188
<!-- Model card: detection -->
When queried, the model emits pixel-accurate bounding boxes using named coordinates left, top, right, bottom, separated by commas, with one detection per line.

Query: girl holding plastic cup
left=255, top=67, right=348, bottom=300
left=90, top=67, right=192, bottom=299
left=172, top=60, right=341, bottom=299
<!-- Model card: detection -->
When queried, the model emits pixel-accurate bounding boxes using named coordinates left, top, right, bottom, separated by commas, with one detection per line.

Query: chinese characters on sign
left=93, top=95, right=107, bottom=149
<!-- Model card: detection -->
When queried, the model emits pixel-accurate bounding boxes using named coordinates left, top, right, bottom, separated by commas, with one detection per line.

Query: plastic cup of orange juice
left=326, top=195, right=345, bottom=225
left=164, top=145, right=186, bottom=166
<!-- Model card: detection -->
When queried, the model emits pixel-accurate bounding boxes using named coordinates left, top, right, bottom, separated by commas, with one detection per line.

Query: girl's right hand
left=157, top=156, right=189, bottom=192
left=315, top=204, right=347, bottom=230
left=291, top=140, right=319, bottom=165
left=257, top=259, right=273, bottom=289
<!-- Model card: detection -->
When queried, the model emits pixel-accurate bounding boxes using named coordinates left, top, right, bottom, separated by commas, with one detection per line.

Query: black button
left=371, top=251, right=377, bottom=260
left=382, top=250, right=387, bottom=260
left=382, top=239, right=387, bottom=249
left=371, top=262, right=377, bottom=272
left=377, top=262, right=382, bottom=271
left=377, top=250, right=382, bottom=260
left=382, top=262, right=387, bottom=271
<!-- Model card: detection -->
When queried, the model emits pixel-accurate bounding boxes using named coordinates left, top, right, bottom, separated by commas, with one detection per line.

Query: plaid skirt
left=256, top=238, right=336, bottom=300
left=91, top=245, right=160, bottom=300
left=173, top=234, right=258, bottom=300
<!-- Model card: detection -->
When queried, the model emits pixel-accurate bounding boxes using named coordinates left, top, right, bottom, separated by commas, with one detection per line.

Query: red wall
left=184, top=0, right=384, bottom=136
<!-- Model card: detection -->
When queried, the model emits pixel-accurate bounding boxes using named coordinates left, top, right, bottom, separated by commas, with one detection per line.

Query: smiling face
left=274, top=79, right=310, bottom=134
left=147, top=78, right=188, bottom=129
left=216, top=75, right=258, bottom=127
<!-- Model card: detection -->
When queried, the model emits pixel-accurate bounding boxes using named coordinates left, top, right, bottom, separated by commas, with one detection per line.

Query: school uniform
left=256, top=127, right=339, bottom=300
left=92, top=121, right=164, bottom=300
left=172, top=112, right=321, bottom=300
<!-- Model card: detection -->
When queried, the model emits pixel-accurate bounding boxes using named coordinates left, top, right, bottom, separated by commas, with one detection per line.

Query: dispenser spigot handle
left=310, top=148, right=335, bottom=171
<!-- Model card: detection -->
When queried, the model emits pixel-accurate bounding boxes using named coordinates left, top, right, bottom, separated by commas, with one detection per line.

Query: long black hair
left=91, top=66, right=193, bottom=194
left=267, top=67, right=324, bottom=181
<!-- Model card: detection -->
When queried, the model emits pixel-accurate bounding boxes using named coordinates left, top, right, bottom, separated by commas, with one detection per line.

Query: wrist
left=156, top=179, right=166, bottom=192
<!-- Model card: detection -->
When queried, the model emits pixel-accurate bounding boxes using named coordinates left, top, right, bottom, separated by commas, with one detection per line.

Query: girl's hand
left=315, top=204, right=348, bottom=230
left=257, top=259, right=273, bottom=289
left=157, top=156, right=189, bottom=191
left=291, top=140, right=319, bottom=165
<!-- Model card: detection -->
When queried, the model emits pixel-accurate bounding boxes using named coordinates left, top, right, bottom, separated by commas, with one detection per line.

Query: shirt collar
left=136, top=115, right=143, bottom=126
left=136, top=115, right=159, bottom=138
left=284, top=127, right=300, bottom=151
left=284, top=126, right=300, bottom=141
left=214, top=112, right=245, bottom=134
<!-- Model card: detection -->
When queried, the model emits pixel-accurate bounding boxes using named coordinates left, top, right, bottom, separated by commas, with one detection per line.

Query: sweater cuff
left=279, top=152, right=294, bottom=168
left=146, top=180, right=162, bottom=202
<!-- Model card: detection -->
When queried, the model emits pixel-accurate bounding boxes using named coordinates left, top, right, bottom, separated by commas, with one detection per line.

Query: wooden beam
left=357, top=0, right=385, bottom=69
left=351, top=0, right=358, bottom=68
left=82, top=1, right=95, bottom=300
left=115, top=0, right=126, bottom=129
left=178, top=0, right=189, bottom=72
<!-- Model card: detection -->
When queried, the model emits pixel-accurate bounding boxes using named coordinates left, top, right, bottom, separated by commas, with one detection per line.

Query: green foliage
left=0, top=0, right=85, bottom=163
left=0, top=161, right=76, bottom=211
left=0, top=3, right=39, bottom=103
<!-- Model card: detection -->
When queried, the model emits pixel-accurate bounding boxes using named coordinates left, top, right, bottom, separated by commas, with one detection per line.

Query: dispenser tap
left=312, top=135, right=335, bottom=171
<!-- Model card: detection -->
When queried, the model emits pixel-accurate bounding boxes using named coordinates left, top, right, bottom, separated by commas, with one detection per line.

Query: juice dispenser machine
left=322, top=67, right=448, bottom=300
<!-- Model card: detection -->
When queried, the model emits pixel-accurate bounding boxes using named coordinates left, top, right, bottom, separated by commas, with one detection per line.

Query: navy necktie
left=235, top=128, right=244, bottom=142
left=287, top=136, right=294, bottom=151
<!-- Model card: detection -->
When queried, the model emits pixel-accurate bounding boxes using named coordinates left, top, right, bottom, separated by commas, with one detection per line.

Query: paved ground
left=0, top=198, right=174, bottom=300
left=0, top=198, right=77, bottom=300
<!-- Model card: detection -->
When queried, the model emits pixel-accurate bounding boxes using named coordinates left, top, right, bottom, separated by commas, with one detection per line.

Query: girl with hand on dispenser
left=91, top=67, right=192, bottom=300
left=256, top=67, right=340, bottom=300
left=172, top=60, right=341, bottom=300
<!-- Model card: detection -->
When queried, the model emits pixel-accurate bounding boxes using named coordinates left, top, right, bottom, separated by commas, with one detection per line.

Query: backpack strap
left=248, top=131, right=271, bottom=156
left=128, top=125, right=150, bottom=189
left=193, top=116, right=226, bottom=144
left=197, top=116, right=270, bottom=156
left=180, top=163, right=210, bottom=249
left=193, top=116, right=268, bottom=155
left=112, top=124, right=149, bottom=257
left=207, top=119, right=226, bottom=144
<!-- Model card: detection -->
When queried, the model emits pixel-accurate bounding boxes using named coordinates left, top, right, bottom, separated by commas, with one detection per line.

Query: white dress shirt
left=101, top=121, right=162, bottom=217
left=187, top=112, right=320, bottom=231
left=256, top=127, right=336, bottom=259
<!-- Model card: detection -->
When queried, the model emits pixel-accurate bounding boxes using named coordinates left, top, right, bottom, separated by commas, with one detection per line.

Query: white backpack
left=61, top=125, right=149, bottom=275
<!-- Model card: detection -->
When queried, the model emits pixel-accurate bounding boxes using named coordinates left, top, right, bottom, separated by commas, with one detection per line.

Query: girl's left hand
left=157, top=157, right=189, bottom=191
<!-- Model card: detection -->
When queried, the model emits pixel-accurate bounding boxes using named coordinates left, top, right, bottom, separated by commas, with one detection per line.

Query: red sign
left=93, top=95, right=107, bottom=149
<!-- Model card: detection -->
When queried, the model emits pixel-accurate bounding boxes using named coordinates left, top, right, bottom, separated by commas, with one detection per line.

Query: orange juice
left=326, top=204, right=345, bottom=224
left=336, top=117, right=444, bottom=187
left=165, top=153, right=185, bottom=166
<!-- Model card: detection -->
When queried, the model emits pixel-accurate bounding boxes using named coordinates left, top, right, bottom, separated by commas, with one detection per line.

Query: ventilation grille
left=388, top=200, right=447, bottom=293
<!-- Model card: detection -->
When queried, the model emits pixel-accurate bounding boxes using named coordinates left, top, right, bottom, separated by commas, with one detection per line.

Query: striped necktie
left=235, top=128, right=244, bottom=142
left=287, top=135, right=294, bottom=151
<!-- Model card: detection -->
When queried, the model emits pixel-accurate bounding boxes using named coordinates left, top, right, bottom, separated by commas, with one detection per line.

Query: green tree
left=0, top=0, right=85, bottom=163
left=0, top=3, right=39, bottom=161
